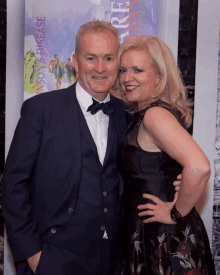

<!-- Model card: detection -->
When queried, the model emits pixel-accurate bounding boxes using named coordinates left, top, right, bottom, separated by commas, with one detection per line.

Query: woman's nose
left=123, top=71, right=134, bottom=82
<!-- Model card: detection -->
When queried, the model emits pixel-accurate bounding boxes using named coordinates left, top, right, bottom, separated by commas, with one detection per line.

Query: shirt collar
left=76, top=82, right=110, bottom=111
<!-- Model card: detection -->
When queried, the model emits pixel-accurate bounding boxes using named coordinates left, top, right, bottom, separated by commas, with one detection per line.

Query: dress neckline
left=134, top=102, right=158, bottom=118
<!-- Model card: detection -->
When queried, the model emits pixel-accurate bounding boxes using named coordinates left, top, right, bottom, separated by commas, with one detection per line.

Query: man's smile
left=92, top=76, right=107, bottom=80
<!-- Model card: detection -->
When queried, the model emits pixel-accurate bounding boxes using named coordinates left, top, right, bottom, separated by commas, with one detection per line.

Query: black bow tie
left=87, top=98, right=114, bottom=116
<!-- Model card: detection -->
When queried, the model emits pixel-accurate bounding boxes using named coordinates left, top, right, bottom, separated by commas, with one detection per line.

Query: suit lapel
left=109, top=96, right=128, bottom=196
left=103, top=96, right=127, bottom=166
left=103, top=114, right=115, bottom=166
left=110, top=95, right=127, bottom=141
left=60, top=83, right=81, bottom=187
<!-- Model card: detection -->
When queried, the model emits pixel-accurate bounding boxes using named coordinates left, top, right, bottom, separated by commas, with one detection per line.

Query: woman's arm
left=137, top=106, right=210, bottom=224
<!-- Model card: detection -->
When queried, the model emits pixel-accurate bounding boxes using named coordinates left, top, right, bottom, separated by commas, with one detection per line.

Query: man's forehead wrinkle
left=84, top=50, right=118, bottom=57
left=81, top=32, right=118, bottom=54
left=83, top=46, right=117, bottom=57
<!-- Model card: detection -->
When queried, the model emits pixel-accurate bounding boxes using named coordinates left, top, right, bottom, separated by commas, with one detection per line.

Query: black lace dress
left=117, top=102, right=216, bottom=275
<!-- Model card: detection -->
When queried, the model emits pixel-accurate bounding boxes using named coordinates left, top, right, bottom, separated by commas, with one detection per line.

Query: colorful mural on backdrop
left=24, top=0, right=157, bottom=99
left=213, top=25, right=220, bottom=274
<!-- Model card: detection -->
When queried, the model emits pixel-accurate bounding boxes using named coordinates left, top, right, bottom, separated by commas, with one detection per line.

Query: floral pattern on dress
left=123, top=224, right=211, bottom=275
left=149, top=232, right=172, bottom=275
left=168, top=225, right=205, bottom=274
left=129, top=231, right=145, bottom=274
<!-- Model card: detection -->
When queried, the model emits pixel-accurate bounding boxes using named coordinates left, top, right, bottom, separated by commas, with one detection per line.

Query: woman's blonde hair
left=118, top=36, right=193, bottom=127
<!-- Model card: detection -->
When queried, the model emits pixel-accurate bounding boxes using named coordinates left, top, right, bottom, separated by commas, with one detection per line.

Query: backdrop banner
left=213, top=25, right=220, bottom=272
left=24, top=0, right=157, bottom=100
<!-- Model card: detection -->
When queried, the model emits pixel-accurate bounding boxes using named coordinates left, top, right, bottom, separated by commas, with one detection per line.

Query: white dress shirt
left=76, top=82, right=110, bottom=165
left=76, top=82, right=109, bottom=238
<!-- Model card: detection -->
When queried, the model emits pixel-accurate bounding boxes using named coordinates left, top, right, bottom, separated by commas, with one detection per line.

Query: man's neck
left=78, top=82, right=109, bottom=102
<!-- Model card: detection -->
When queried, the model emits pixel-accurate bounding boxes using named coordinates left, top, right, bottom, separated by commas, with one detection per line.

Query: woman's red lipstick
left=125, top=86, right=135, bottom=93
left=125, top=88, right=132, bottom=93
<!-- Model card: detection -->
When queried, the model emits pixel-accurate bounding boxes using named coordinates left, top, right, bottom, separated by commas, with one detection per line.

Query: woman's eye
left=135, top=69, right=143, bottom=73
left=119, top=68, right=126, bottom=73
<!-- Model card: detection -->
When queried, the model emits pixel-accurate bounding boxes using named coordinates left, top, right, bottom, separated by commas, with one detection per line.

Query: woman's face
left=119, top=49, right=159, bottom=110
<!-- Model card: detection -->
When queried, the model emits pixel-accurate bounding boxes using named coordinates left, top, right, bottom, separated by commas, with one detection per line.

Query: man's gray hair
left=75, top=21, right=120, bottom=57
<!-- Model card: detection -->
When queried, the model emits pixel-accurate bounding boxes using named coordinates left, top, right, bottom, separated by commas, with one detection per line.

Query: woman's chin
left=125, top=95, right=137, bottom=103
left=125, top=97, right=134, bottom=103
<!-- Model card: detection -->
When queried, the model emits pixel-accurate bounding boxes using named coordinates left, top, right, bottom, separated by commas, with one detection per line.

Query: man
left=2, top=21, right=180, bottom=275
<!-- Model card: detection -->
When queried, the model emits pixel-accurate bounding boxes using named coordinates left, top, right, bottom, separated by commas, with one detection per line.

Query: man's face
left=74, top=31, right=118, bottom=100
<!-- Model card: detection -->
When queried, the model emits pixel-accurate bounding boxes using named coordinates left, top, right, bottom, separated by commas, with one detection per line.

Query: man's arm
left=1, top=98, right=43, bottom=263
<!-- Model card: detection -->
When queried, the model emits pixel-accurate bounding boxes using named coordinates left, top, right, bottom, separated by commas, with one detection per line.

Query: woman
left=117, top=36, right=216, bottom=275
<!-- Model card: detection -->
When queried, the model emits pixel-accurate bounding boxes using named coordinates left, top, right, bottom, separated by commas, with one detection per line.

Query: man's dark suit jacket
left=1, top=83, right=130, bottom=263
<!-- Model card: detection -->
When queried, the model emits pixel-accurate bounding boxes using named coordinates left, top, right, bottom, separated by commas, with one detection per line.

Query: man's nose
left=95, top=60, right=105, bottom=73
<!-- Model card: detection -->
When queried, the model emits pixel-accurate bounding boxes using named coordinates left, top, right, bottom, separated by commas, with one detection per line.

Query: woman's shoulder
left=144, top=100, right=185, bottom=128
left=141, top=101, right=186, bottom=135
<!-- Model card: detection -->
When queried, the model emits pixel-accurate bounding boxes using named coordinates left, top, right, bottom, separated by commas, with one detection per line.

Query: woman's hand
left=173, top=173, right=182, bottom=192
left=137, top=192, right=179, bottom=225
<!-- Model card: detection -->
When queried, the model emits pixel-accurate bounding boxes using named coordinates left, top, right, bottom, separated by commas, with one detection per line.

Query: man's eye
left=106, top=57, right=113, bottom=61
left=87, top=57, right=94, bottom=61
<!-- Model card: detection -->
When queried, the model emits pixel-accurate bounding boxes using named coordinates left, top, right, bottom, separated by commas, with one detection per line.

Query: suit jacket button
left=103, top=191, right=107, bottom=196
left=104, top=208, right=107, bottom=213
left=68, top=208, right=73, bottom=213
left=51, top=227, right=56, bottom=234
left=101, top=226, right=105, bottom=231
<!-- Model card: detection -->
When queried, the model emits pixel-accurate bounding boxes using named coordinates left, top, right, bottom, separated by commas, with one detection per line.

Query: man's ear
left=72, top=52, right=79, bottom=80
left=156, top=75, right=160, bottom=85
left=72, top=52, right=78, bottom=73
